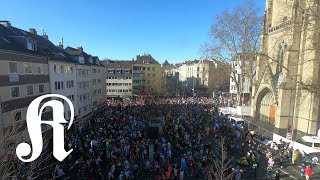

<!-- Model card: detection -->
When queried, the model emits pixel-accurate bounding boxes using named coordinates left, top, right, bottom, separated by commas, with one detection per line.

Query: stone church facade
left=252, top=0, right=320, bottom=140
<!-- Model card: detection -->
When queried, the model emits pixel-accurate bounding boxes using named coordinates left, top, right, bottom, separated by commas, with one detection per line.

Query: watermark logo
left=16, top=94, right=74, bottom=162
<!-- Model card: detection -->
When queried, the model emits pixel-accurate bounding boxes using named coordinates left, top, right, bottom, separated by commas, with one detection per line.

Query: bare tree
left=202, top=0, right=261, bottom=105
left=0, top=108, right=57, bottom=179
left=210, top=137, right=234, bottom=180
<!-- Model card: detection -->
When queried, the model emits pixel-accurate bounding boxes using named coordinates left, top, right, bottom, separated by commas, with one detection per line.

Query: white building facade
left=229, top=56, right=252, bottom=95
left=48, top=58, right=78, bottom=120
left=106, top=67, right=133, bottom=98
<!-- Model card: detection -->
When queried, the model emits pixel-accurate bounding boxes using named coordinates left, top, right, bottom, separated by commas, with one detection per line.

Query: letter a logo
left=16, top=94, right=75, bottom=162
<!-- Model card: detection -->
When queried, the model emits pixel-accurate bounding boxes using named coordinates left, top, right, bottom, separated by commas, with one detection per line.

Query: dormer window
left=79, top=56, right=84, bottom=64
left=96, top=60, right=99, bottom=65
left=89, top=57, right=93, bottom=64
left=27, top=39, right=37, bottom=51
left=143, top=60, right=150, bottom=64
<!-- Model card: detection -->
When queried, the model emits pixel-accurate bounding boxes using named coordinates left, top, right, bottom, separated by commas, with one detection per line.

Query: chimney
left=0, top=21, right=11, bottom=28
left=78, top=46, right=83, bottom=52
left=58, top=38, right=64, bottom=49
left=42, top=33, right=48, bottom=40
left=29, top=28, right=37, bottom=35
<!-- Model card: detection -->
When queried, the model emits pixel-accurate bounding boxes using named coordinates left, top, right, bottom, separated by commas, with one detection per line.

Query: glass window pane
left=9, top=62, right=18, bottom=74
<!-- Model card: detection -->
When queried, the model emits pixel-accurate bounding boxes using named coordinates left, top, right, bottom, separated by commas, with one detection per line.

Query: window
left=93, top=90, right=97, bottom=96
left=39, top=84, right=45, bottom=94
left=9, top=62, right=18, bottom=74
left=55, top=81, right=64, bottom=90
left=67, top=81, right=74, bottom=88
left=11, top=86, right=20, bottom=98
left=13, top=110, right=22, bottom=121
left=27, top=41, right=33, bottom=50
left=98, top=89, right=102, bottom=94
left=77, top=70, right=81, bottom=76
left=82, top=70, right=85, bottom=76
left=152, top=67, right=156, bottom=71
left=24, top=63, right=32, bottom=74
left=37, top=64, right=44, bottom=74
left=66, top=66, right=73, bottom=73
left=93, top=79, right=97, bottom=85
left=55, top=65, right=63, bottom=73
left=26, top=85, right=34, bottom=96
left=142, top=67, right=146, bottom=71
left=147, top=67, right=151, bottom=71
left=93, top=69, right=97, bottom=73
left=98, top=79, right=101, bottom=84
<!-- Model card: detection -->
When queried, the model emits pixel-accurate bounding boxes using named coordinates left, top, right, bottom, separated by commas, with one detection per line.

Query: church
left=252, top=0, right=320, bottom=140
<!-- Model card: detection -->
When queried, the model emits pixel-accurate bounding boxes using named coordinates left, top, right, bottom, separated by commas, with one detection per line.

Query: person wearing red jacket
left=305, top=165, right=313, bottom=180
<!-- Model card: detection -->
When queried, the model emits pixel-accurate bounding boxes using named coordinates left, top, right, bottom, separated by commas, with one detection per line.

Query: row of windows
left=107, top=76, right=132, bottom=80
left=92, top=68, right=101, bottom=74
left=11, top=84, right=45, bottom=98
left=107, top=83, right=132, bottom=86
left=132, top=67, right=157, bottom=71
left=93, top=89, right=102, bottom=96
left=77, top=69, right=90, bottom=77
left=54, top=65, right=73, bottom=74
left=9, top=62, right=44, bottom=74
left=107, top=89, right=132, bottom=93
left=77, top=82, right=90, bottom=89
left=13, top=104, right=50, bottom=122
left=107, top=70, right=130, bottom=74
left=92, top=79, right=102, bottom=85
left=78, top=93, right=91, bottom=103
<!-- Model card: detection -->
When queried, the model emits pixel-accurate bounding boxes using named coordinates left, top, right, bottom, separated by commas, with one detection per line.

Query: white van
left=229, top=116, right=245, bottom=129
left=289, top=136, right=320, bottom=154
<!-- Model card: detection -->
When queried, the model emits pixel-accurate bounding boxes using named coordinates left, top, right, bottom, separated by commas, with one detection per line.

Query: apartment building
left=178, top=58, right=216, bottom=87
left=229, top=54, right=255, bottom=97
left=65, top=47, right=106, bottom=123
left=65, top=47, right=92, bottom=120
left=0, top=21, right=52, bottom=149
left=48, top=48, right=78, bottom=121
left=132, top=63, right=143, bottom=95
left=102, top=60, right=133, bottom=98
left=90, top=56, right=106, bottom=107
left=134, top=54, right=162, bottom=93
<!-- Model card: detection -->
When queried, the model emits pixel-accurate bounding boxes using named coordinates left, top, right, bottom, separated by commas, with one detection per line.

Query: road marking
left=259, top=165, right=298, bottom=180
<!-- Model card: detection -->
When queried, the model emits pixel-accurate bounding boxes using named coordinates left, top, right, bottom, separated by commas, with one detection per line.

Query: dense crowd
left=18, top=97, right=318, bottom=180
left=50, top=97, right=265, bottom=180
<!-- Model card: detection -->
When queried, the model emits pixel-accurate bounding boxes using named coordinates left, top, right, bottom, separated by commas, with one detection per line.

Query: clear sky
left=1, top=0, right=265, bottom=64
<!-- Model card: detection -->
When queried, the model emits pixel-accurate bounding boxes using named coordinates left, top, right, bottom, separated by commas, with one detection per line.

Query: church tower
left=252, top=0, right=320, bottom=139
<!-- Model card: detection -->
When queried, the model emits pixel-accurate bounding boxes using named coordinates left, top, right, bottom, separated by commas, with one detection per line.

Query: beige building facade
left=252, top=0, right=320, bottom=139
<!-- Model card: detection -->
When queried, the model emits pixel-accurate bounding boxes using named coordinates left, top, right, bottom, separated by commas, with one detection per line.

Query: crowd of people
left=17, top=97, right=318, bottom=179
left=50, top=97, right=269, bottom=180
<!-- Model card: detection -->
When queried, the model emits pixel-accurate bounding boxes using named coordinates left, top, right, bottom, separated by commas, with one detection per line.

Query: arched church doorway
left=256, top=87, right=276, bottom=131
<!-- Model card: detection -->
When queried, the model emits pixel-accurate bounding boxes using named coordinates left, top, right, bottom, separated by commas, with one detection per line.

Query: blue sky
left=1, top=0, right=265, bottom=63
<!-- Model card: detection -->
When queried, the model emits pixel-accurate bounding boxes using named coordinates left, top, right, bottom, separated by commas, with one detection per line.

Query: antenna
left=41, top=28, right=45, bottom=35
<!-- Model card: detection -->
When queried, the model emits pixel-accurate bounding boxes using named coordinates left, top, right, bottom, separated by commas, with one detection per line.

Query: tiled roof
left=0, top=24, right=56, bottom=57
left=101, top=60, right=134, bottom=69
left=136, top=54, right=159, bottom=64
